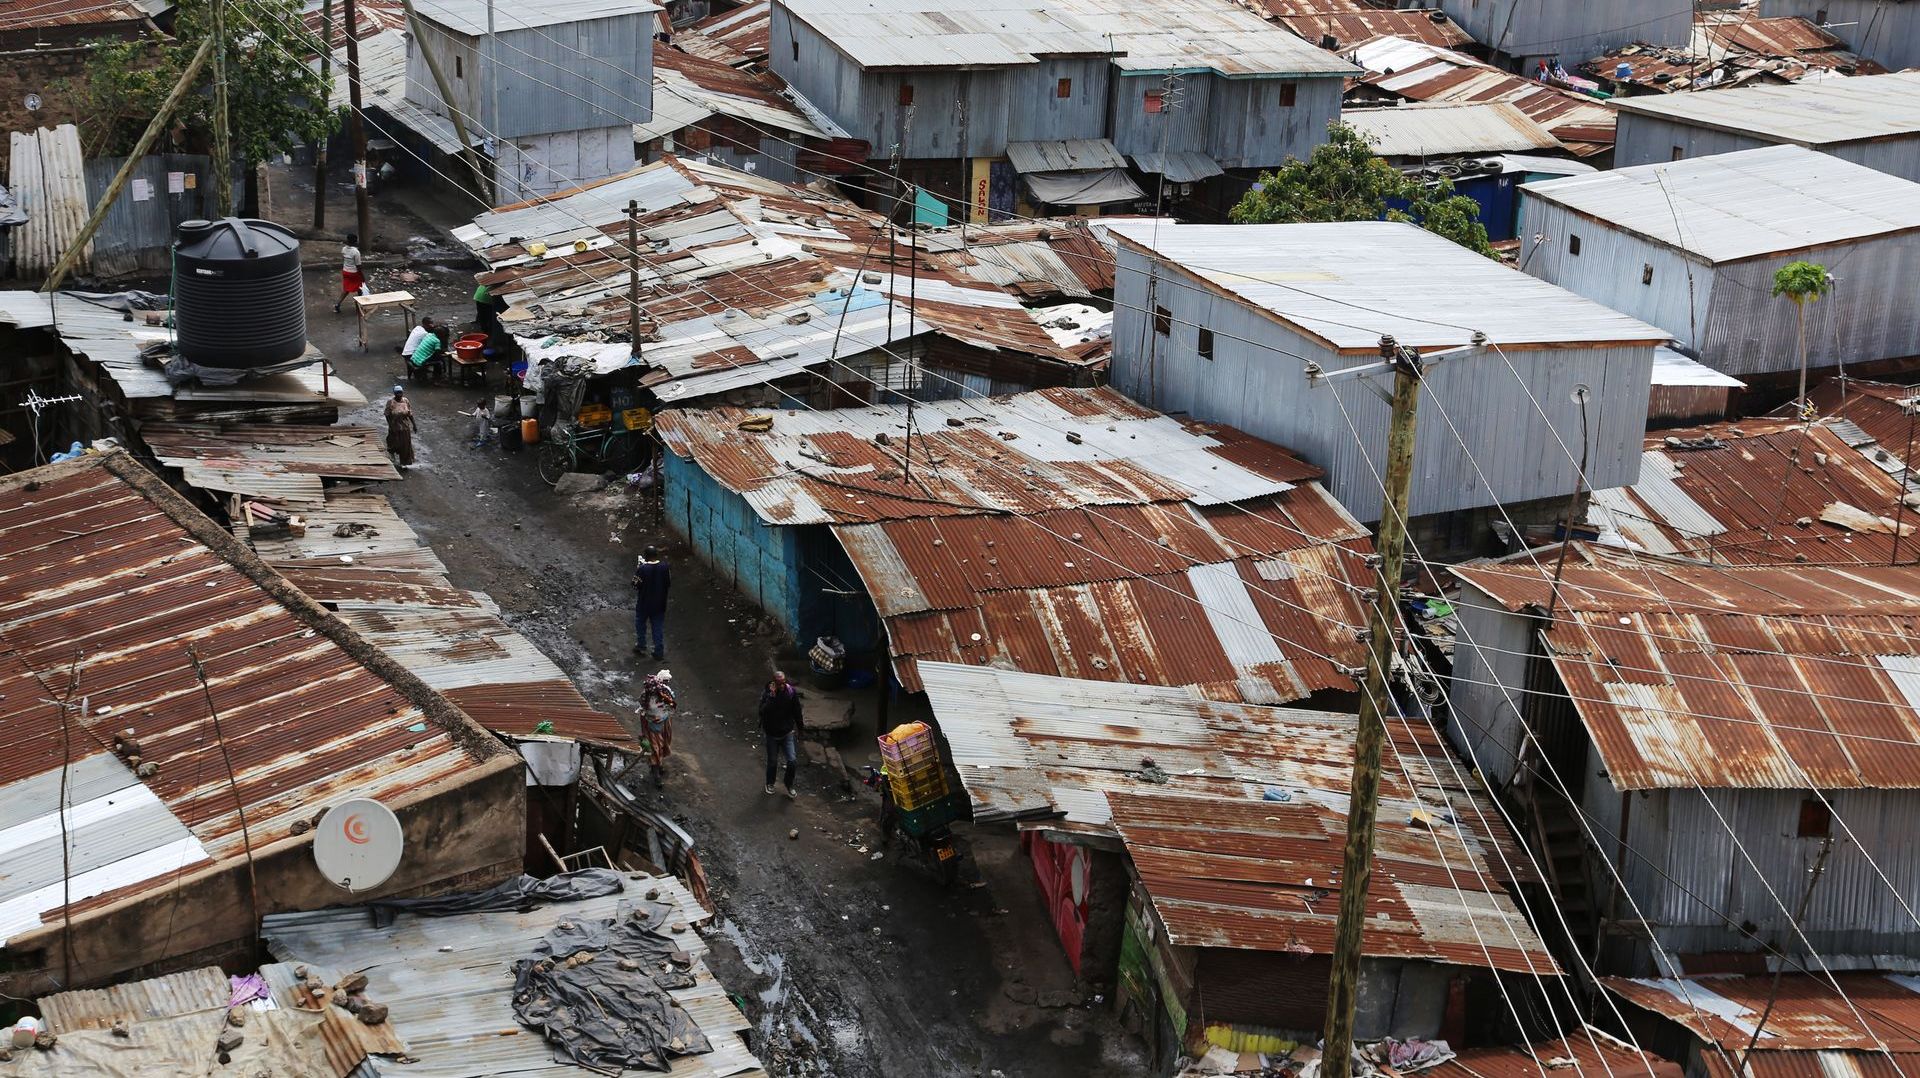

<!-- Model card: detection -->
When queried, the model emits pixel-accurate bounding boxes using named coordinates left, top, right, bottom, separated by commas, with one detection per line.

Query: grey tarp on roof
left=1130, top=151, right=1225, bottom=183
left=1023, top=169, right=1146, bottom=206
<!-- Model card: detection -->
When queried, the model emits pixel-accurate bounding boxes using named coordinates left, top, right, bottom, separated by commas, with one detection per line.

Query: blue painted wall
left=663, top=451, right=886, bottom=657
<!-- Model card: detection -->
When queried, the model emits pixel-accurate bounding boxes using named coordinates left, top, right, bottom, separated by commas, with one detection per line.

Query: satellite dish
left=23, top=93, right=40, bottom=113
left=312, top=799, right=405, bottom=892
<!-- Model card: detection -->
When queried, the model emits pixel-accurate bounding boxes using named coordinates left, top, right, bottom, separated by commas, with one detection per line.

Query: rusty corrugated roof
left=0, top=454, right=505, bottom=946
left=1811, top=380, right=1920, bottom=471
left=1605, top=974, right=1920, bottom=1056
left=923, top=662, right=1551, bottom=972
left=1256, top=2, right=1472, bottom=50
left=0, top=0, right=153, bottom=30
left=1453, top=558, right=1920, bottom=790
left=142, top=423, right=401, bottom=503
left=1349, top=36, right=1616, bottom=156
left=1587, top=418, right=1914, bottom=565
left=1425, top=1032, right=1682, bottom=1077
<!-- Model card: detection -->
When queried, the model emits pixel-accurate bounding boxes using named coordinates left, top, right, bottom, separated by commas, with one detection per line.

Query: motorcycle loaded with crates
left=865, top=720, right=963, bottom=886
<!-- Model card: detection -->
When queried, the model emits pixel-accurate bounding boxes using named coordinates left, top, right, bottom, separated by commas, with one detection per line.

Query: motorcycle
left=863, top=765, right=961, bottom=886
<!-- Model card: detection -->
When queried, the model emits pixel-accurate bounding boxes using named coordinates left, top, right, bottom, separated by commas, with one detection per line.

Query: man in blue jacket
left=633, top=547, right=670, bottom=659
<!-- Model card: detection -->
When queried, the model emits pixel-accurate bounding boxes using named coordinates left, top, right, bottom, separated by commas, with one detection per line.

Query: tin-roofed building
left=920, top=662, right=1556, bottom=1062
left=0, top=452, right=524, bottom=999
left=1604, top=972, right=1920, bottom=1076
left=767, top=0, right=1355, bottom=222
left=1431, top=0, right=1692, bottom=70
left=654, top=387, right=1376, bottom=707
left=1519, top=145, right=1920, bottom=382
left=1105, top=220, right=1668, bottom=544
left=1764, top=0, right=1920, bottom=71
left=1449, top=555, right=1920, bottom=973
left=403, top=0, right=659, bottom=202
left=1610, top=71, right=1920, bottom=181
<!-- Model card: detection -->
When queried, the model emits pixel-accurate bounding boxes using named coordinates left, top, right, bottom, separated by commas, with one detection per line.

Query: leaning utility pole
left=399, top=0, right=492, bottom=196
left=343, top=0, right=372, bottom=247
left=313, top=0, right=332, bottom=228
left=627, top=199, right=642, bottom=358
left=211, top=0, right=232, bottom=216
left=44, top=36, right=216, bottom=291
left=1319, top=335, right=1426, bottom=1078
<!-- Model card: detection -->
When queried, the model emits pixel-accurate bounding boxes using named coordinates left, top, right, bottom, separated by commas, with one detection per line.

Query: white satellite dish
left=312, top=799, right=405, bottom=892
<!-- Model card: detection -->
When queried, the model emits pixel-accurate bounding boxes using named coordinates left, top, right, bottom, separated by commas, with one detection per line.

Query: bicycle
left=536, top=421, right=644, bottom=484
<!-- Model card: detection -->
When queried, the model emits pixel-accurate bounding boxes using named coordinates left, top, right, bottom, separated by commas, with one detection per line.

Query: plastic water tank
left=173, top=217, right=307, bottom=368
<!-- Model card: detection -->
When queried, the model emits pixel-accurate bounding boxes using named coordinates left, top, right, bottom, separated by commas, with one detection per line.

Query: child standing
left=334, top=232, right=363, bottom=314
left=467, top=397, right=494, bottom=449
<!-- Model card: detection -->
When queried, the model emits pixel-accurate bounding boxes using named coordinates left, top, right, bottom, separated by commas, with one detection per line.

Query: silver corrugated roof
left=1610, top=71, right=1920, bottom=147
left=1344, top=101, right=1562, bottom=158
left=1130, top=151, right=1224, bottom=183
left=778, top=0, right=1354, bottom=75
left=1520, top=144, right=1920, bottom=265
left=418, top=0, right=659, bottom=37
left=1005, top=139, right=1127, bottom=173
left=1107, top=220, right=1671, bottom=352
left=262, top=873, right=763, bottom=1078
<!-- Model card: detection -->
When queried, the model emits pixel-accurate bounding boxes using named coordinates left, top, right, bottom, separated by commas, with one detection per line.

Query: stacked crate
left=879, top=722, right=953, bottom=829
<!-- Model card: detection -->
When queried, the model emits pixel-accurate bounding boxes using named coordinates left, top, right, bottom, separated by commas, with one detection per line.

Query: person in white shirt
left=398, top=316, right=438, bottom=359
left=334, top=232, right=364, bottom=313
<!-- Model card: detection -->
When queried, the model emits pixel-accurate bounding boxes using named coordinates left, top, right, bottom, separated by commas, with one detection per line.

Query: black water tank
left=173, top=217, right=307, bottom=368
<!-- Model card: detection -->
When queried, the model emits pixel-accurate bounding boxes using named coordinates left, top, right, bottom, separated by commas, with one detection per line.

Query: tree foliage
left=1771, top=260, right=1831, bottom=306
left=1230, top=120, right=1497, bottom=258
left=71, top=0, right=335, bottom=166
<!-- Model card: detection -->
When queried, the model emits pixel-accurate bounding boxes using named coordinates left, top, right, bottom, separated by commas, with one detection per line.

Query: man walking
left=633, top=546, right=670, bottom=659
left=759, top=671, right=803, bottom=799
left=384, top=386, right=415, bottom=469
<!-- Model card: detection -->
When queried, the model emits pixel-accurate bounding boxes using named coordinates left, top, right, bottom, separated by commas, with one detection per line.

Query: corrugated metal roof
left=1129, top=151, right=1225, bottom=183
left=1811, top=380, right=1920, bottom=475
left=0, top=454, right=504, bottom=947
left=1452, top=558, right=1920, bottom=790
left=317, top=28, right=475, bottom=154
left=37, top=965, right=228, bottom=1030
left=920, top=662, right=1551, bottom=972
left=1520, top=145, right=1920, bottom=265
left=0, top=0, right=155, bottom=29
left=9, top=124, right=92, bottom=279
left=143, top=423, right=402, bottom=504
left=453, top=157, right=1084, bottom=398
left=1587, top=418, right=1913, bottom=564
left=655, top=386, right=1316, bottom=525
left=1105, top=220, right=1670, bottom=353
left=777, top=0, right=1356, bottom=76
left=1349, top=36, right=1617, bottom=156
left=643, top=40, right=829, bottom=141
left=1605, top=974, right=1920, bottom=1055
left=919, top=217, right=1122, bottom=298
left=1344, top=101, right=1563, bottom=157
left=1610, top=71, right=1920, bottom=146
left=1006, top=139, right=1127, bottom=173
left=261, top=872, right=764, bottom=1078
left=1652, top=346, right=1745, bottom=388
left=1424, top=1031, right=1682, bottom=1077
left=418, top=0, right=658, bottom=36
left=1257, top=4, right=1472, bottom=51
left=689, top=0, right=769, bottom=60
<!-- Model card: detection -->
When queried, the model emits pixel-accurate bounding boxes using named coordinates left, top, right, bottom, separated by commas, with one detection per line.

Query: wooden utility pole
left=44, top=36, right=217, bottom=291
left=211, top=0, right=232, bottom=216
left=343, top=0, right=372, bottom=248
left=313, top=0, right=333, bottom=229
left=1321, top=335, right=1425, bottom=1078
left=627, top=199, right=642, bottom=357
left=399, top=0, right=492, bottom=197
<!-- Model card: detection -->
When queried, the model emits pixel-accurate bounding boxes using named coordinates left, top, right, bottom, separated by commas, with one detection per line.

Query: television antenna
left=312, top=798, right=404, bottom=892
left=18, top=388, right=81, bottom=465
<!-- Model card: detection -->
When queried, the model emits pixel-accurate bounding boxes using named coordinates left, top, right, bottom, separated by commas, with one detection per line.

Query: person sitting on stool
left=399, top=316, right=438, bottom=359
left=409, top=324, right=447, bottom=382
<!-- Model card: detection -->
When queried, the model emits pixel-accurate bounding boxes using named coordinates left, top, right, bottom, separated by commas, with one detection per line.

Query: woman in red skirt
left=334, top=232, right=363, bottom=313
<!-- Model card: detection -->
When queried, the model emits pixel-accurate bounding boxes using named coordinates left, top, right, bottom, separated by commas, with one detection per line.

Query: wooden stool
left=354, top=290, right=417, bottom=352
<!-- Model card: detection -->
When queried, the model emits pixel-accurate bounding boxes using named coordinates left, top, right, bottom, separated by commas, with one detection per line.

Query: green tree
left=1771, top=259, right=1831, bottom=408
left=71, top=0, right=335, bottom=208
left=1230, top=120, right=1497, bottom=258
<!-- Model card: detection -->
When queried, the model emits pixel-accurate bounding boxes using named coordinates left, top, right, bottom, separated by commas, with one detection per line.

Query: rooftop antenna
left=18, top=387, right=82, bottom=465
left=313, top=798, right=406, bottom=892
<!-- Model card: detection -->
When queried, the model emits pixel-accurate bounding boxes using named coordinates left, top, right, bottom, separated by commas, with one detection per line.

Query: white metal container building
left=1611, top=72, right=1920, bottom=182
left=405, top=0, right=658, bottom=202
left=1518, top=145, right=1920, bottom=380
left=1106, top=220, right=1669, bottom=525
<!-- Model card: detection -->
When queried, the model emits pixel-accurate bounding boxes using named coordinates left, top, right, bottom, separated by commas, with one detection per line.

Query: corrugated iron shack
left=0, top=452, right=524, bottom=999
left=1428, top=0, right=1692, bottom=70
left=1609, top=71, right=1920, bottom=182
left=920, top=662, right=1555, bottom=1062
left=1603, top=972, right=1920, bottom=1077
left=638, top=34, right=861, bottom=185
left=1104, top=220, right=1668, bottom=546
left=453, top=156, right=1103, bottom=408
left=766, top=0, right=1356, bottom=222
left=1585, top=14, right=1886, bottom=98
left=654, top=386, right=1376, bottom=705
left=1346, top=37, right=1620, bottom=160
left=1449, top=555, right=1920, bottom=975
left=1251, top=0, right=1472, bottom=53
left=1422, top=1029, right=1681, bottom=1077
left=1519, top=145, right=1920, bottom=382
left=402, top=0, right=660, bottom=202
left=1754, top=0, right=1920, bottom=74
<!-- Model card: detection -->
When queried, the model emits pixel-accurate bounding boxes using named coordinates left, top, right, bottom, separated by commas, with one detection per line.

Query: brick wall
left=0, top=37, right=163, bottom=158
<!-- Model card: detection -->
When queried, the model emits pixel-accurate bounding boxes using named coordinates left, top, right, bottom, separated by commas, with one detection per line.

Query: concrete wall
left=1110, top=246, right=1654, bottom=521
left=0, top=756, right=525, bottom=999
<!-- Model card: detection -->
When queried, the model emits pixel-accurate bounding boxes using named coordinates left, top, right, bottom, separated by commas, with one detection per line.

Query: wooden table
left=354, top=290, right=417, bottom=352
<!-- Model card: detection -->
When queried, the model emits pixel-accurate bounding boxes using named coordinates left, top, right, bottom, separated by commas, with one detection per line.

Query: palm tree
left=1772, top=260, right=1831, bottom=411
